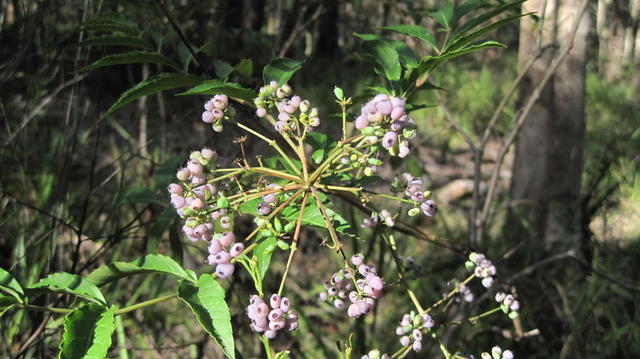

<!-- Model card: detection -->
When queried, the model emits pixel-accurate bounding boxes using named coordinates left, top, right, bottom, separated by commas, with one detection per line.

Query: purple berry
left=280, top=297, right=291, bottom=311
left=412, top=340, right=422, bottom=352
left=214, top=251, right=232, bottom=264
left=202, top=111, right=214, bottom=123
left=334, top=299, right=345, bottom=309
left=212, top=108, right=224, bottom=119
left=390, top=106, right=405, bottom=120
left=270, top=294, right=281, bottom=308
left=167, top=183, right=183, bottom=195
left=216, top=263, right=235, bottom=278
left=256, top=107, right=267, bottom=117
left=264, top=329, right=277, bottom=339
left=209, top=240, right=223, bottom=254
left=258, top=202, right=272, bottom=215
left=219, top=232, right=235, bottom=246
left=268, top=309, right=283, bottom=321
left=421, top=200, right=437, bottom=217
left=382, top=131, right=398, bottom=149
left=263, top=193, right=277, bottom=204
left=171, top=196, right=186, bottom=209
left=400, top=336, right=410, bottom=347
left=230, top=242, right=245, bottom=257
left=347, top=303, right=361, bottom=318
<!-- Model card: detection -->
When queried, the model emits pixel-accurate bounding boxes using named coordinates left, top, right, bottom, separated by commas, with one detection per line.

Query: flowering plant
left=0, top=2, right=530, bottom=358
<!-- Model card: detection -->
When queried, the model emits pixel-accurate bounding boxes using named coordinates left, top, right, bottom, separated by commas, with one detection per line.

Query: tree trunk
left=506, top=0, right=590, bottom=249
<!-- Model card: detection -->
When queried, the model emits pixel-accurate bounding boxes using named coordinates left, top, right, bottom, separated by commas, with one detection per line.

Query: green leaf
left=104, top=73, right=201, bottom=116
left=448, top=13, right=528, bottom=52
left=454, top=0, right=486, bottom=21
left=0, top=295, right=18, bottom=317
left=389, top=40, right=420, bottom=69
left=178, top=275, right=235, bottom=359
left=254, top=236, right=277, bottom=280
left=0, top=267, right=24, bottom=300
left=453, top=0, right=525, bottom=38
left=27, top=273, right=107, bottom=306
left=263, top=57, right=303, bottom=86
left=354, top=36, right=402, bottom=82
left=113, top=187, right=166, bottom=207
left=148, top=208, right=179, bottom=253
left=75, top=51, right=180, bottom=73
left=379, top=25, right=437, bottom=49
left=239, top=197, right=262, bottom=216
left=177, top=79, right=256, bottom=103
left=78, top=14, right=139, bottom=36
left=70, top=35, right=154, bottom=51
left=283, top=203, right=356, bottom=239
left=87, top=254, right=196, bottom=287
left=429, top=1, right=454, bottom=29
left=59, top=304, right=115, bottom=359
left=312, top=149, right=325, bottom=164
left=213, top=60, right=234, bottom=80
left=443, top=40, right=507, bottom=61
left=234, top=59, right=253, bottom=79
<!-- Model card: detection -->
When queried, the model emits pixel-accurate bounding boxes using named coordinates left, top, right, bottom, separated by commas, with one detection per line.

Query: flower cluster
left=254, top=82, right=320, bottom=134
left=361, top=349, right=391, bottom=359
left=318, top=254, right=384, bottom=318
left=206, top=232, right=244, bottom=279
left=459, top=283, right=475, bottom=302
left=495, top=292, right=520, bottom=319
left=395, top=311, right=435, bottom=352
left=202, top=94, right=235, bottom=132
left=401, top=173, right=437, bottom=217
left=355, top=94, right=416, bottom=158
left=481, top=346, right=514, bottom=359
left=168, top=146, right=243, bottom=276
left=465, top=252, right=497, bottom=288
left=361, top=209, right=394, bottom=228
left=246, top=294, right=299, bottom=339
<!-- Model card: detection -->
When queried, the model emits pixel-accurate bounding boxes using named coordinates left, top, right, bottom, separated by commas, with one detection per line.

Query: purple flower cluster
left=361, top=349, right=391, bottom=359
left=481, top=346, right=514, bottom=359
left=318, top=254, right=384, bottom=318
left=254, top=82, right=319, bottom=134
left=167, top=148, right=241, bottom=277
left=246, top=294, right=299, bottom=339
left=465, top=252, right=497, bottom=288
left=459, top=284, right=474, bottom=302
left=356, top=94, right=416, bottom=158
left=402, top=173, right=437, bottom=217
left=202, top=94, right=235, bottom=132
left=205, top=232, right=245, bottom=279
left=495, top=292, right=520, bottom=318
left=257, top=183, right=280, bottom=216
left=395, top=312, right=435, bottom=352
left=360, top=209, right=394, bottom=228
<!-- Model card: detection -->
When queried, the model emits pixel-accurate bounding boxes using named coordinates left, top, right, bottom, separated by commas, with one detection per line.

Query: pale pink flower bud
left=202, top=111, right=214, bottom=123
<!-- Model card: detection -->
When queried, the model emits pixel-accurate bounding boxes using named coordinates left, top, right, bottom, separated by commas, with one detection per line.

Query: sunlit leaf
left=27, top=273, right=107, bottom=306
left=104, top=73, right=201, bottom=116
left=178, top=275, right=235, bottom=359
left=177, top=80, right=256, bottom=103
left=59, top=304, right=115, bottom=359
left=263, top=58, right=303, bottom=86
left=87, top=254, right=195, bottom=286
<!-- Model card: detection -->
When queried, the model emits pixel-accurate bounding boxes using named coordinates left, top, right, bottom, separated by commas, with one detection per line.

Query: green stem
left=277, top=191, right=309, bottom=296
left=261, top=335, right=274, bottom=359
left=114, top=293, right=177, bottom=315
left=468, top=306, right=502, bottom=322
left=382, top=233, right=424, bottom=313
left=424, top=274, right=475, bottom=314
left=235, top=122, right=301, bottom=176
left=20, top=304, right=72, bottom=314
left=368, top=191, right=416, bottom=206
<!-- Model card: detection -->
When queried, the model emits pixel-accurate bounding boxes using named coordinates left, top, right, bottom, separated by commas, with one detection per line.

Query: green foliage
left=27, top=273, right=107, bottom=306
left=0, top=267, right=25, bottom=301
left=177, top=79, right=255, bottom=103
left=104, top=73, right=201, bottom=116
left=87, top=254, right=196, bottom=286
left=75, top=51, right=181, bottom=73
left=59, top=304, right=116, bottom=359
left=263, top=57, right=304, bottom=86
left=178, top=275, right=235, bottom=359
left=112, top=187, right=166, bottom=207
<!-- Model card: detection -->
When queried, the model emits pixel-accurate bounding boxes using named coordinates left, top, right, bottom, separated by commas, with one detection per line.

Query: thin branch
left=152, top=0, right=202, bottom=71
left=277, top=4, right=324, bottom=57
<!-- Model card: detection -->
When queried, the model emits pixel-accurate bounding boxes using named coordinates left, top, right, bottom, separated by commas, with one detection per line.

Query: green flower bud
left=284, top=222, right=296, bottom=232
left=361, top=126, right=375, bottom=135
left=508, top=311, right=520, bottom=319
left=274, top=218, right=283, bottom=233
left=333, top=86, right=344, bottom=100
left=364, top=167, right=373, bottom=176
left=217, top=196, right=230, bottom=208
left=309, top=108, right=319, bottom=118
left=276, top=240, right=290, bottom=250
left=408, top=208, right=420, bottom=216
